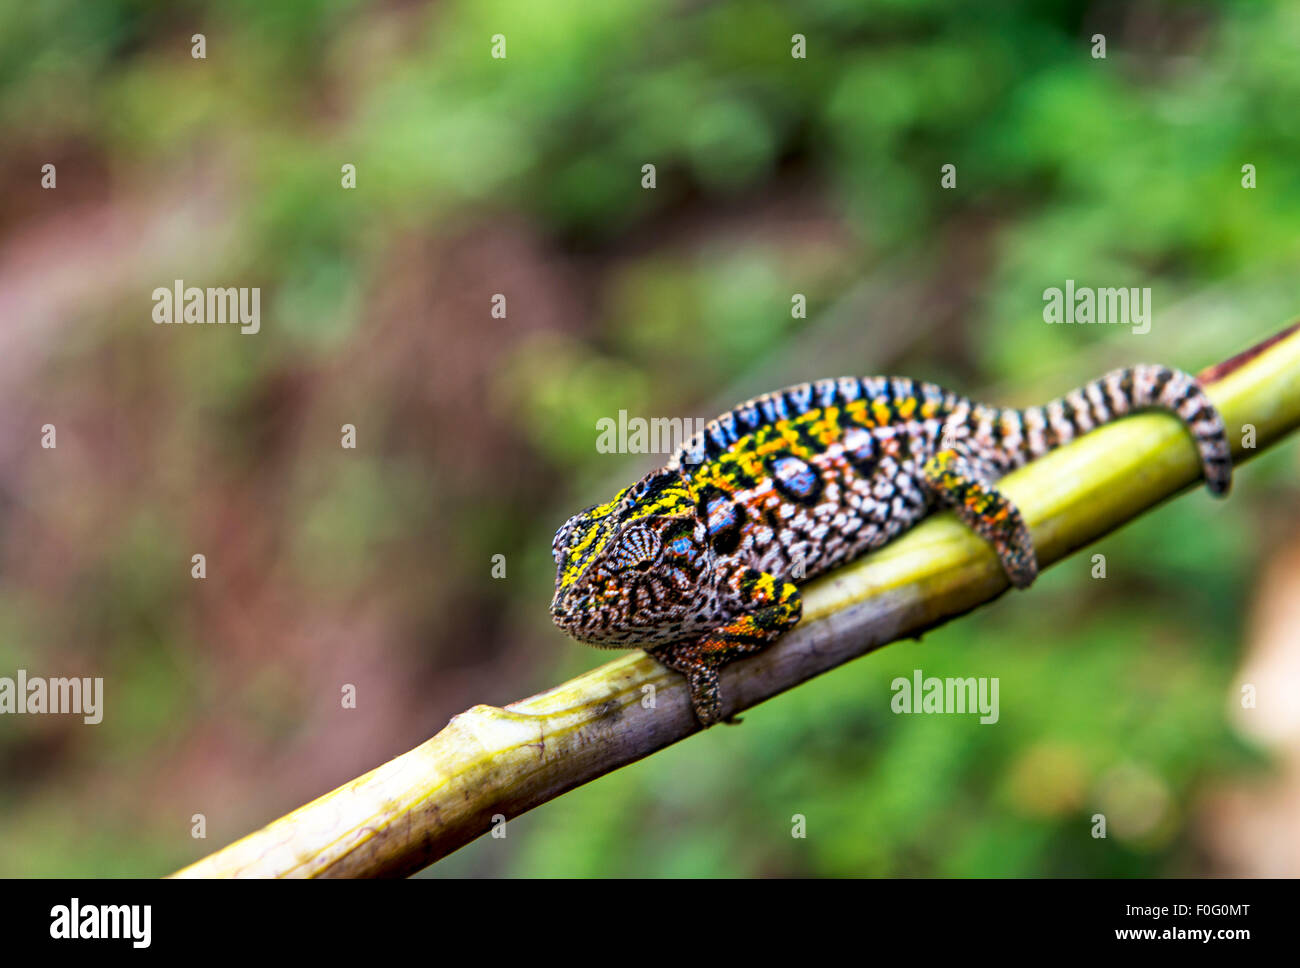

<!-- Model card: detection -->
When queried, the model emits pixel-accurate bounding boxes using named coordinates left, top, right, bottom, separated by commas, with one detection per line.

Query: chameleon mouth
left=550, top=599, right=588, bottom=637
left=550, top=607, right=572, bottom=633
left=550, top=597, right=631, bottom=648
left=550, top=589, right=591, bottom=622
left=568, top=635, right=628, bottom=650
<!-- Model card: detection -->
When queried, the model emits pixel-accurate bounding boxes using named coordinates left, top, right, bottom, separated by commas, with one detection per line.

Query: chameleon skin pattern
left=551, top=365, right=1232, bottom=726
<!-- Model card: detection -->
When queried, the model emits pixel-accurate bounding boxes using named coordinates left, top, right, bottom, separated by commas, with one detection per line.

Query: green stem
left=172, top=321, right=1300, bottom=878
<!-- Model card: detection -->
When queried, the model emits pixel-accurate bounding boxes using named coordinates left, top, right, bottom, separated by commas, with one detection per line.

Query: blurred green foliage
left=1, top=0, right=1298, bottom=876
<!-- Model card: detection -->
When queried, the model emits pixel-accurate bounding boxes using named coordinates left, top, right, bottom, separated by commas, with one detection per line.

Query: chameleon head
left=550, top=469, right=716, bottom=648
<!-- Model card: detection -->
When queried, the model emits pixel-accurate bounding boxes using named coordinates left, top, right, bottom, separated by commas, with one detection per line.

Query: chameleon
left=550, top=364, right=1232, bottom=727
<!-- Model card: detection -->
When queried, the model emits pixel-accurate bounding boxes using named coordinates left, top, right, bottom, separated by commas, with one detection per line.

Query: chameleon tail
left=1003, top=365, right=1232, bottom=496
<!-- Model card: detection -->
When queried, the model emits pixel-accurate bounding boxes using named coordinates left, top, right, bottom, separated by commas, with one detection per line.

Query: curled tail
left=1000, top=364, right=1232, bottom=496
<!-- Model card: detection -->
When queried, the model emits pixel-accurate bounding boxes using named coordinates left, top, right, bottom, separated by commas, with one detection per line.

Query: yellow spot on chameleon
left=845, top=399, right=871, bottom=427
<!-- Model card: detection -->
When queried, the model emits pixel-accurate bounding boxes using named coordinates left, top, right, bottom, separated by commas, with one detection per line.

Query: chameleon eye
left=612, top=525, right=661, bottom=571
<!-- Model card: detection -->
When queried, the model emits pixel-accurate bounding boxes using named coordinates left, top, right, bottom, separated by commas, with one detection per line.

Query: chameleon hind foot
left=921, top=447, right=1038, bottom=589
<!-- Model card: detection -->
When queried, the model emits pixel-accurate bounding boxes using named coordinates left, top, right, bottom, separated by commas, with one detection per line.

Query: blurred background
left=1, top=0, right=1299, bottom=877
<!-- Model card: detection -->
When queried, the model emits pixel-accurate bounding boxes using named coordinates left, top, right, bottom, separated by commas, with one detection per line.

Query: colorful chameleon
left=550, top=365, right=1232, bottom=726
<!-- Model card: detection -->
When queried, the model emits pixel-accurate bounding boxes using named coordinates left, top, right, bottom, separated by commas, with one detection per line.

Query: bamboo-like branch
left=173, top=322, right=1300, bottom=878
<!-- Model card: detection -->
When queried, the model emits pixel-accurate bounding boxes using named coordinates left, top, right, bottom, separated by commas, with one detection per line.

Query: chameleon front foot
left=652, top=569, right=803, bottom=727
left=653, top=642, right=724, bottom=726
